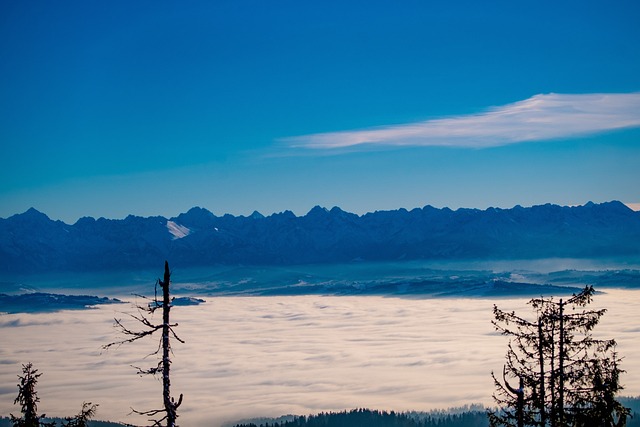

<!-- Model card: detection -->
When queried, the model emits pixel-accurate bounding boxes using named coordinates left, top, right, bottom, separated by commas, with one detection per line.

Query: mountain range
left=1, top=201, right=639, bottom=273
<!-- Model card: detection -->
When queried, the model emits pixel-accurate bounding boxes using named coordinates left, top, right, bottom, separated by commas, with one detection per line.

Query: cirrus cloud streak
left=284, top=92, right=640, bottom=150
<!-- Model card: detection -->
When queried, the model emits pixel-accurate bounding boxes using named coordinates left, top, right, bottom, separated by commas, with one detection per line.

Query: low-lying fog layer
left=1, top=291, right=638, bottom=426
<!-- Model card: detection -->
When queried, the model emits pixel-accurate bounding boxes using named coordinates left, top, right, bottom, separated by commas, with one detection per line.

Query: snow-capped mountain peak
left=1, top=201, right=638, bottom=273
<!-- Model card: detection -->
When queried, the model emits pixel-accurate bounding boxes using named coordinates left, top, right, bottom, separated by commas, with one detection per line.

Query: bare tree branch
left=104, top=261, right=184, bottom=427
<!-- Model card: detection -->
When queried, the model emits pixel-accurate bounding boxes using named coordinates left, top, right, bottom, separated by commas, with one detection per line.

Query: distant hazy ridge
left=1, top=201, right=639, bottom=273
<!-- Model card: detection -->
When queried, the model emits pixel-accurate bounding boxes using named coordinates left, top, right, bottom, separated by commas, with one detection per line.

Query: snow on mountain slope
left=167, top=220, right=191, bottom=240
left=1, top=201, right=639, bottom=273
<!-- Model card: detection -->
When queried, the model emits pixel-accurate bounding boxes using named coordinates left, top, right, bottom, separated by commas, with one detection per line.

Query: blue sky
left=1, top=1, right=639, bottom=223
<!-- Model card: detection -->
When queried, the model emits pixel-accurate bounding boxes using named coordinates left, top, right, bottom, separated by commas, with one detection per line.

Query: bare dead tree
left=103, top=261, right=184, bottom=427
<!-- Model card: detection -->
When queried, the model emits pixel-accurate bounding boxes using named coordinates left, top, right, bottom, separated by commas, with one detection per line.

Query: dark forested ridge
left=232, top=407, right=640, bottom=427
left=3, top=407, right=640, bottom=427
left=2, top=201, right=640, bottom=273
left=0, top=292, right=121, bottom=313
left=233, top=409, right=489, bottom=427
left=0, top=418, right=126, bottom=427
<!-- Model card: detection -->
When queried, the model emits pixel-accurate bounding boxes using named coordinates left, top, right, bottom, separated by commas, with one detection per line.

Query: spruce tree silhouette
left=10, top=363, right=55, bottom=427
left=61, top=403, right=98, bottom=427
left=489, top=286, right=629, bottom=426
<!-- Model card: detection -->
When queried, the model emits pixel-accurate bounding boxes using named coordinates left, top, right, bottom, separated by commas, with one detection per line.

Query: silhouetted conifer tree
left=10, top=363, right=55, bottom=427
left=489, top=286, right=629, bottom=426
left=103, top=261, right=184, bottom=427
left=61, top=403, right=97, bottom=427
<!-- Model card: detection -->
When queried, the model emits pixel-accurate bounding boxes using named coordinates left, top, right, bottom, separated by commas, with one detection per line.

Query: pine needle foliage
left=10, top=363, right=55, bottom=427
left=489, top=286, right=630, bottom=426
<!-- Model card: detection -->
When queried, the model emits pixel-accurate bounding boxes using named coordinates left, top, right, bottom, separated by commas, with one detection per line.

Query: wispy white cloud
left=284, top=92, right=640, bottom=150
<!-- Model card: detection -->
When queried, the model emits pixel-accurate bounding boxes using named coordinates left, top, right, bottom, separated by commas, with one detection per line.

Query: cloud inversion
left=284, top=92, right=640, bottom=150
left=1, top=291, right=639, bottom=426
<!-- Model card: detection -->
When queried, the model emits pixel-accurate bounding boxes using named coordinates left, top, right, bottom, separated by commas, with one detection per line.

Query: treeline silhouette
left=234, top=408, right=489, bottom=427
left=0, top=419, right=123, bottom=427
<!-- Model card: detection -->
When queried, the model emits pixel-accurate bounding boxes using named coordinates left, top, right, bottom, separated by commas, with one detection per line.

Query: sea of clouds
left=1, top=291, right=638, bottom=426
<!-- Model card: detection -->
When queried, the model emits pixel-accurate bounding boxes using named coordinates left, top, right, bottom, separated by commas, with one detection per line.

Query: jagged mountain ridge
left=1, top=201, right=639, bottom=273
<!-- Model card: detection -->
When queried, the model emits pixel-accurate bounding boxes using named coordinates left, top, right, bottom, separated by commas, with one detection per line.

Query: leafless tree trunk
left=558, top=299, right=564, bottom=427
left=104, top=261, right=183, bottom=427
left=537, top=319, right=546, bottom=427
left=160, top=261, right=181, bottom=427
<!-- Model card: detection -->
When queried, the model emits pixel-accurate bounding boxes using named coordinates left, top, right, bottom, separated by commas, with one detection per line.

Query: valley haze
left=1, top=292, right=639, bottom=426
